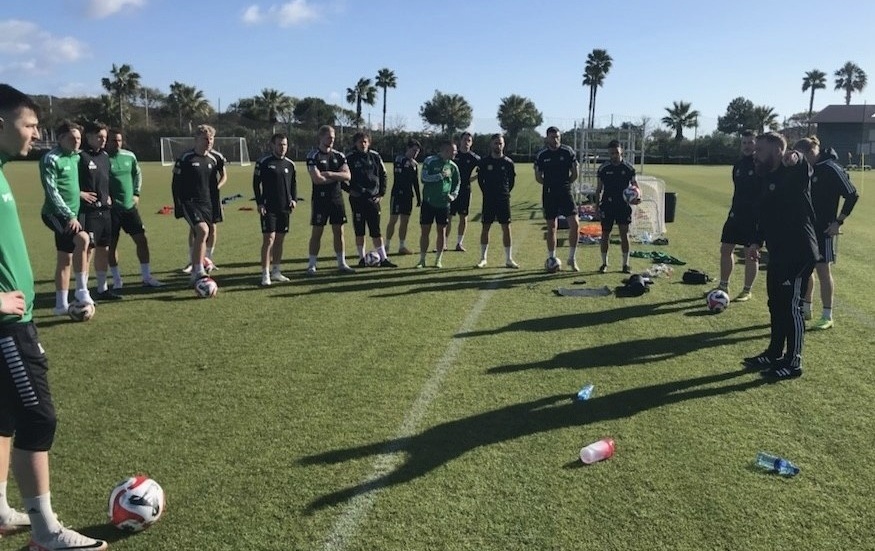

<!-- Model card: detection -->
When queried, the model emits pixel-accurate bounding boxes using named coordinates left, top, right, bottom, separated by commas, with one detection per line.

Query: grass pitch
left=2, top=161, right=873, bottom=550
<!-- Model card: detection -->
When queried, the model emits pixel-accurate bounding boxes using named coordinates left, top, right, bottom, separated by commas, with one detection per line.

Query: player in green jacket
left=416, top=140, right=460, bottom=268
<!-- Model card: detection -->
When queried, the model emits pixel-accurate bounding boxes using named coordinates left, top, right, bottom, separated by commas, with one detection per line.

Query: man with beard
left=742, top=132, right=817, bottom=380
left=475, top=133, right=518, bottom=269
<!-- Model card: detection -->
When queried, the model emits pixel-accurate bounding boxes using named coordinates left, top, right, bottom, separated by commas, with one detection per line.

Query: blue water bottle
left=575, top=383, right=594, bottom=401
left=755, top=452, right=800, bottom=476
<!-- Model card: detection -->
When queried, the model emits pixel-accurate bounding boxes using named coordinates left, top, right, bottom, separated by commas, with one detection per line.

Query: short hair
left=490, top=133, right=504, bottom=141
left=270, top=132, right=288, bottom=144
left=793, top=136, right=820, bottom=153
left=83, top=120, right=108, bottom=135
left=317, top=125, right=334, bottom=137
left=194, top=124, right=215, bottom=138
left=56, top=120, right=83, bottom=137
left=740, top=129, right=756, bottom=138
left=756, top=131, right=786, bottom=150
left=0, top=84, right=40, bottom=117
left=607, top=139, right=621, bottom=149
left=352, top=131, right=370, bottom=143
left=108, top=127, right=123, bottom=138
left=459, top=131, right=473, bottom=140
left=406, top=139, right=421, bottom=150
left=545, top=126, right=560, bottom=135
left=439, top=139, right=455, bottom=150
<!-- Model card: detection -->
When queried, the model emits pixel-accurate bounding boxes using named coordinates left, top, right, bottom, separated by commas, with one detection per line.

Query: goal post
left=160, top=136, right=251, bottom=166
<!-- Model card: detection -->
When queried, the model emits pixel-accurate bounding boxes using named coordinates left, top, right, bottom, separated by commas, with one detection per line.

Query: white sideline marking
left=322, top=282, right=498, bottom=551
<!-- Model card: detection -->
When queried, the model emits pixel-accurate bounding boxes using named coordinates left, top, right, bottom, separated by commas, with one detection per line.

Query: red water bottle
left=579, top=438, right=615, bottom=464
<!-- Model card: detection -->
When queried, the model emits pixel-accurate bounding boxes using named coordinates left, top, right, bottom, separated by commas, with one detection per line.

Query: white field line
left=322, top=280, right=499, bottom=551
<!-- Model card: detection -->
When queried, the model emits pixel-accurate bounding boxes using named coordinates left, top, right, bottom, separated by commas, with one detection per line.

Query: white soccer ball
left=623, top=185, right=641, bottom=204
left=68, top=301, right=95, bottom=322
left=194, top=277, right=218, bottom=298
left=706, top=289, right=730, bottom=313
left=364, top=250, right=381, bottom=267
left=545, top=257, right=562, bottom=273
left=108, top=475, right=165, bottom=532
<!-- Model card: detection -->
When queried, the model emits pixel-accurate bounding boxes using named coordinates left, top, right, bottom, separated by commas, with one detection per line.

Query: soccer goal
left=160, top=136, right=251, bottom=166
left=629, top=175, right=666, bottom=241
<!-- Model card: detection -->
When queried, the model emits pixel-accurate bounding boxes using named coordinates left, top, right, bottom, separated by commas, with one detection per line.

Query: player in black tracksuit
left=253, top=132, right=297, bottom=286
left=743, top=132, right=818, bottom=380
left=346, top=131, right=395, bottom=267
left=795, top=139, right=859, bottom=329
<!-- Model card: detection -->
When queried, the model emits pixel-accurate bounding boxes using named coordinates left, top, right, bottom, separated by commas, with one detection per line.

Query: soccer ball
left=194, top=277, right=218, bottom=298
left=623, top=185, right=641, bottom=204
left=363, top=250, right=381, bottom=267
left=706, top=289, right=730, bottom=313
left=68, top=301, right=95, bottom=322
left=545, top=257, right=562, bottom=273
left=108, top=475, right=165, bottom=532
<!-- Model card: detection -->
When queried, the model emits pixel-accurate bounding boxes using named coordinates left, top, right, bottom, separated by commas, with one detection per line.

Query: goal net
left=160, top=137, right=251, bottom=166
left=629, top=175, right=666, bottom=241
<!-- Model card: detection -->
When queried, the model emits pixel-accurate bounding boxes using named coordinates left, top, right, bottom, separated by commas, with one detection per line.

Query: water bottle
left=579, top=438, right=615, bottom=464
left=755, top=452, right=800, bottom=476
left=575, top=383, right=594, bottom=401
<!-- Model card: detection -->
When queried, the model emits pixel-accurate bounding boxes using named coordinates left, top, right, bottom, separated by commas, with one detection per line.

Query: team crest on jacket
left=768, top=183, right=775, bottom=191
left=812, top=176, right=818, bottom=183
left=748, top=170, right=754, bottom=176
left=486, top=164, right=493, bottom=171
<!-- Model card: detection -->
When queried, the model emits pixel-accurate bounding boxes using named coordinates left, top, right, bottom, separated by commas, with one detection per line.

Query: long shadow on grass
left=300, top=369, right=767, bottom=512
left=487, top=323, right=769, bottom=373
left=459, top=296, right=703, bottom=337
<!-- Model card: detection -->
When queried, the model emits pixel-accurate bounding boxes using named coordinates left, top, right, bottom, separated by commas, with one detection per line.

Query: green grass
left=3, top=161, right=874, bottom=550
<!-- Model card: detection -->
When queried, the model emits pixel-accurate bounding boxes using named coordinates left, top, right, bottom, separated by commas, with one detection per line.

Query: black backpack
left=682, top=269, right=712, bottom=284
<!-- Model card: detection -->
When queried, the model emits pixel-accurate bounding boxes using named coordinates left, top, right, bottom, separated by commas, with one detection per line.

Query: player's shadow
left=459, top=296, right=702, bottom=338
left=300, top=369, right=768, bottom=513
left=487, top=324, right=770, bottom=374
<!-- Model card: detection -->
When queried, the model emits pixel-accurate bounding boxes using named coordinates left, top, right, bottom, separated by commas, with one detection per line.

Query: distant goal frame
left=160, top=136, right=251, bottom=166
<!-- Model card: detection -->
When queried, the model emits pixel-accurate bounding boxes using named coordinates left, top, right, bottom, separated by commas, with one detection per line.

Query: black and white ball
left=194, top=277, right=218, bottom=298
left=68, top=301, right=95, bottom=322
left=545, top=257, right=562, bottom=273
left=623, top=185, right=641, bottom=204
left=706, top=289, right=730, bottom=313
left=108, top=475, right=165, bottom=532
left=363, top=250, right=381, bottom=267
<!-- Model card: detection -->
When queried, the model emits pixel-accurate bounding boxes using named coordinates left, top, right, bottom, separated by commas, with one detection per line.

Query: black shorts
left=482, top=195, right=512, bottom=225
left=41, top=213, right=76, bottom=253
left=542, top=186, right=576, bottom=220
left=80, top=209, right=112, bottom=248
left=450, top=185, right=471, bottom=216
left=0, top=322, right=57, bottom=452
left=390, top=194, right=414, bottom=216
left=178, top=200, right=214, bottom=227
left=310, top=192, right=347, bottom=226
left=816, top=232, right=837, bottom=263
left=111, top=206, right=145, bottom=239
left=599, top=199, right=632, bottom=232
left=720, top=212, right=756, bottom=246
left=261, top=211, right=290, bottom=234
left=350, top=196, right=382, bottom=238
left=420, top=202, right=450, bottom=226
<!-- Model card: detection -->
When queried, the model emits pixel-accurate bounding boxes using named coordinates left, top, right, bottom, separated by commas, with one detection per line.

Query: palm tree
left=255, top=88, right=294, bottom=131
left=582, top=49, right=612, bottom=128
left=661, top=100, right=700, bottom=141
left=834, top=61, right=867, bottom=105
left=345, top=77, right=377, bottom=128
left=750, top=105, right=779, bottom=134
left=374, top=68, right=397, bottom=135
left=100, top=63, right=141, bottom=129
left=497, top=94, right=543, bottom=151
left=801, top=69, right=827, bottom=134
left=167, top=81, right=212, bottom=133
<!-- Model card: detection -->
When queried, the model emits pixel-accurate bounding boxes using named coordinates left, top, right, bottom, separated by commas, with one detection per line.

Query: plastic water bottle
left=755, top=452, right=800, bottom=476
left=579, top=438, right=615, bottom=464
left=575, top=383, right=594, bottom=401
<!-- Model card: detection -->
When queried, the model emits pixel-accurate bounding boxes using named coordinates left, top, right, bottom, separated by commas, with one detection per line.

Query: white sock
left=308, top=255, right=317, bottom=267
left=55, top=290, right=69, bottom=310
left=271, top=263, right=280, bottom=274
left=622, top=252, right=630, bottom=266
left=823, top=307, right=833, bottom=320
left=419, top=252, right=427, bottom=264
left=378, top=245, right=387, bottom=260
left=568, top=247, right=577, bottom=262
left=457, top=236, right=464, bottom=246
left=187, top=245, right=193, bottom=264
left=399, top=240, right=406, bottom=249
left=548, top=249, right=556, bottom=259
left=96, top=271, right=108, bottom=293
left=139, top=263, right=151, bottom=281
left=601, top=251, right=608, bottom=264
left=23, top=493, right=62, bottom=539
left=336, top=252, right=346, bottom=267
left=206, top=247, right=215, bottom=260
left=74, top=271, right=88, bottom=292
left=480, top=244, right=488, bottom=260
left=0, top=481, right=10, bottom=518
left=110, top=265, right=122, bottom=286
left=356, top=245, right=364, bottom=258
left=436, top=251, right=444, bottom=263
left=505, top=246, right=512, bottom=261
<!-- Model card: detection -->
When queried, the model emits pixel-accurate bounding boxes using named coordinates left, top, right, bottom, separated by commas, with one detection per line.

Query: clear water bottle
left=575, top=383, right=594, bottom=401
left=755, top=452, right=800, bottom=476
left=579, top=438, right=615, bottom=464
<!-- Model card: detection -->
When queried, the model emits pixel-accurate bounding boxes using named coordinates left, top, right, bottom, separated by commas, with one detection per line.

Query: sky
left=2, top=0, right=875, bottom=137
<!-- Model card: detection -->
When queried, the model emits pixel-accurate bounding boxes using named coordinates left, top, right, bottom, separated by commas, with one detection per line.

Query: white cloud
left=242, top=0, right=319, bottom=28
left=0, top=20, right=89, bottom=75
left=241, top=5, right=263, bottom=25
left=86, top=0, right=146, bottom=19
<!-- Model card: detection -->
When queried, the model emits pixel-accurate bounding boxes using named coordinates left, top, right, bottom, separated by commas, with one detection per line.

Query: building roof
left=811, top=104, right=875, bottom=124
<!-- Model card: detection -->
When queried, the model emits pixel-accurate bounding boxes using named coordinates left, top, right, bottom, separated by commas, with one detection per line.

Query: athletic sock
left=436, top=251, right=444, bottom=264
left=399, top=240, right=406, bottom=249
left=23, top=493, right=62, bottom=540
left=96, top=271, right=108, bottom=293
left=356, top=245, right=364, bottom=259
left=0, top=481, right=10, bottom=518
left=110, top=265, right=122, bottom=286
left=480, top=244, right=488, bottom=260
left=719, top=280, right=729, bottom=291
left=742, top=285, right=751, bottom=292
left=419, top=252, right=427, bottom=264
left=622, top=252, right=630, bottom=266
left=505, top=246, right=512, bottom=262
left=139, top=263, right=151, bottom=281
left=336, top=252, right=346, bottom=267
left=802, top=300, right=812, bottom=316
left=385, top=239, right=392, bottom=251
left=270, top=263, right=280, bottom=273
left=55, top=290, right=69, bottom=310
left=457, top=236, right=464, bottom=246
left=378, top=245, right=387, bottom=260
left=74, top=271, right=88, bottom=293
left=548, top=249, right=556, bottom=259
left=307, top=255, right=317, bottom=268
left=206, top=247, right=215, bottom=260
left=822, top=307, right=833, bottom=320
left=601, top=251, right=608, bottom=264
left=568, top=246, right=577, bottom=261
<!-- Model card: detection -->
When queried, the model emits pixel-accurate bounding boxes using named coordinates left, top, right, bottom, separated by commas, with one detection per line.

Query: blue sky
left=3, top=0, right=875, bottom=137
